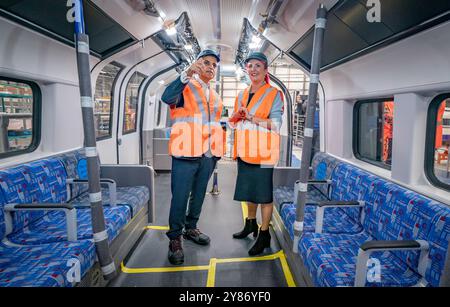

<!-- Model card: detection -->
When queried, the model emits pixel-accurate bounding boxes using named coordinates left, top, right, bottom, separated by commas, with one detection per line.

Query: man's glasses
left=202, top=60, right=218, bottom=69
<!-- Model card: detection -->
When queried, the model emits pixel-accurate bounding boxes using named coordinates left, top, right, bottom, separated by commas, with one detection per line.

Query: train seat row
left=0, top=149, right=151, bottom=286
left=275, top=153, right=450, bottom=287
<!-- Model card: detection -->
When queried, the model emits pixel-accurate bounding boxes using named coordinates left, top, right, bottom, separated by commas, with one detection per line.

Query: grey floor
left=110, top=161, right=291, bottom=287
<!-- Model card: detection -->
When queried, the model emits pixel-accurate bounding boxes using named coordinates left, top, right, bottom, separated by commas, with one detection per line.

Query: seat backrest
left=0, top=158, right=69, bottom=235
left=0, top=166, right=41, bottom=234
left=0, top=189, right=7, bottom=240
left=362, top=178, right=450, bottom=286
left=55, top=149, right=91, bottom=199
left=423, top=204, right=450, bottom=287
left=311, top=152, right=341, bottom=196
left=22, top=158, right=69, bottom=203
left=329, top=163, right=379, bottom=222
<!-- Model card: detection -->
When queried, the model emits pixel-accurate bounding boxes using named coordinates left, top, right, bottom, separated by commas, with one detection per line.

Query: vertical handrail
left=293, top=4, right=327, bottom=253
left=73, top=0, right=116, bottom=280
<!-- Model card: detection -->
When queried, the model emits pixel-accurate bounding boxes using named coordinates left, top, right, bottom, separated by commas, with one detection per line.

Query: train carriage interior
left=0, top=0, right=449, bottom=289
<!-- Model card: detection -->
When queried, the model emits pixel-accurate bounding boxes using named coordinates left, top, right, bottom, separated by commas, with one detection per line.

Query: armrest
left=67, top=178, right=117, bottom=207
left=355, top=240, right=430, bottom=287
left=313, top=201, right=365, bottom=234
left=307, top=180, right=332, bottom=185
left=100, top=165, right=155, bottom=223
left=4, top=203, right=78, bottom=242
left=316, top=200, right=365, bottom=208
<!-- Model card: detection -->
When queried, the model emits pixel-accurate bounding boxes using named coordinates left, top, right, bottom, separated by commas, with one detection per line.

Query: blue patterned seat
left=279, top=161, right=377, bottom=236
left=8, top=205, right=130, bottom=245
left=57, top=149, right=149, bottom=217
left=298, top=167, right=450, bottom=287
left=0, top=188, right=96, bottom=287
left=0, top=158, right=130, bottom=245
left=281, top=203, right=364, bottom=239
left=71, top=186, right=149, bottom=217
left=273, top=152, right=341, bottom=210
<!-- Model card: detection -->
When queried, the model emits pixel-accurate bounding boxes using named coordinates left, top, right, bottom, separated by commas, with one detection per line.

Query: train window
left=425, top=94, right=450, bottom=190
left=123, top=72, right=146, bottom=134
left=94, top=62, right=123, bottom=140
left=0, top=78, right=40, bottom=158
left=353, top=99, right=394, bottom=170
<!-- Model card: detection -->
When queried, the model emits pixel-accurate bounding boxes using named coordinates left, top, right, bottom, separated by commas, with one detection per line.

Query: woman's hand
left=238, top=107, right=248, bottom=119
left=229, top=110, right=244, bottom=124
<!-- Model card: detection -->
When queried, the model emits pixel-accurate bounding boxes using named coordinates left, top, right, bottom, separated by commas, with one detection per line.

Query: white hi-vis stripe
left=101, top=262, right=116, bottom=275
left=81, top=96, right=93, bottom=108
left=310, top=74, right=320, bottom=84
left=89, top=192, right=102, bottom=203
left=77, top=41, right=90, bottom=54
left=304, top=128, right=314, bottom=138
left=85, top=147, right=98, bottom=157
left=316, top=18, right=327, bottom=29
left=93, top=230, right=108, bottom=243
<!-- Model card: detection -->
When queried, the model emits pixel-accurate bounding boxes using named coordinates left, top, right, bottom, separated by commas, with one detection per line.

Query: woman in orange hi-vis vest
left=229, top=52, right=284, bottom=256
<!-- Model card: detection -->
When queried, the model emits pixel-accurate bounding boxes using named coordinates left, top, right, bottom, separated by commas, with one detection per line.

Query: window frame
left=353, top=98, right=394, bottom=171
left=425, top=93, right=450, bottom=191
left=95, top=61, right=124, bottom=141
left=122, top=71, right=147, bottom=135
left=0, top=76, right=41, bottom=159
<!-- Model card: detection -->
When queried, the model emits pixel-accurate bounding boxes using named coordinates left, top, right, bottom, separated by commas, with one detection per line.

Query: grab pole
left=73, top=0, right=116, bottom=280
left=293, top=4, right=327, bottom=253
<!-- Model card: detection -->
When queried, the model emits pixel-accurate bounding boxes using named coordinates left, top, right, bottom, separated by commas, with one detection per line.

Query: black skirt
left=233, top=158, right=274, bottom=204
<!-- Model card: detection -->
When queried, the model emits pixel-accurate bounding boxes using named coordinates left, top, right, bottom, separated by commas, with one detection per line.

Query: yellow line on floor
left=206, top=258, right=217, bottom=287
left=120, top=262, right=209, bottom=274
left=145, top=226, right=170, bottom=231
left=277, top=250, right=297, bottom=287
left=215, top=251, right=282, bottom=264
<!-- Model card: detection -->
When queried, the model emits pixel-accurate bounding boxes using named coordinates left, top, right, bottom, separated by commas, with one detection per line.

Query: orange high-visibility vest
left=169, top=79, right=225, bottom=158
left=232, top=84, right=281, bottom=165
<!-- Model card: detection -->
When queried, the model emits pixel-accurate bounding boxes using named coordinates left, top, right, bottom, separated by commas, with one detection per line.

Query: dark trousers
left=167, top=156, right=218, bottom=240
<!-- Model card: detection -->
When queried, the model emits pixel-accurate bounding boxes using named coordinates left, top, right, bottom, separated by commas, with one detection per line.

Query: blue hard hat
left=244, top=52, right=268, bottom=65
left=196, top=49, right=221, bottom=63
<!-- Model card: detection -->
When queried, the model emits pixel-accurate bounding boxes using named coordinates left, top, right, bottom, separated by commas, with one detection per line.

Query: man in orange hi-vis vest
left=161, top=49, right=225, bottom=265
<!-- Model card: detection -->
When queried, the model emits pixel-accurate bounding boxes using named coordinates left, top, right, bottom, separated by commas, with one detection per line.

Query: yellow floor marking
left=123, top=204, right=296, bottom=286
left=206, top=258, right=217, bottom=287
left=145, top=226, right=170, bottom=231
left=278, top=250, right=297, bottom=287
left=121, top=262, right=209, bottom=274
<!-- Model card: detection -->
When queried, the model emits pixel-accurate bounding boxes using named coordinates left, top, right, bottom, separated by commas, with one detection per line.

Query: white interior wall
left=0, top=17, right=101, bottom=167
left=321, top=22, right=450, bottom=205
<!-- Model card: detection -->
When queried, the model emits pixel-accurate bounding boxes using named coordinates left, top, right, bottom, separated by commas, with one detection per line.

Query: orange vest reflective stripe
left=169, top=79, right=225, bottom=158
left=232, top=84, right=280, bottom=165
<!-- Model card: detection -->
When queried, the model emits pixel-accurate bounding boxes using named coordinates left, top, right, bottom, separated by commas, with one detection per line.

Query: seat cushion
left=72, top=186, right=149, bottom=217
left=280, top=203, right=364, bottom=239
left=299, top=232, right=423, bottom=287
left=8, top=206, right=131, bottom=245
left=0, top=239, right=95, bottom=287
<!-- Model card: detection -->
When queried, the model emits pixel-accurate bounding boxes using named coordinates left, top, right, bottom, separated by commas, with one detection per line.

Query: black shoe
left=248, top=229, right=271, bottom=256
left=183, top=229, right=210, bottom=245
left=233, top=218, right=258, bottom=239
left=168, top=236, right=184, bottom=265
